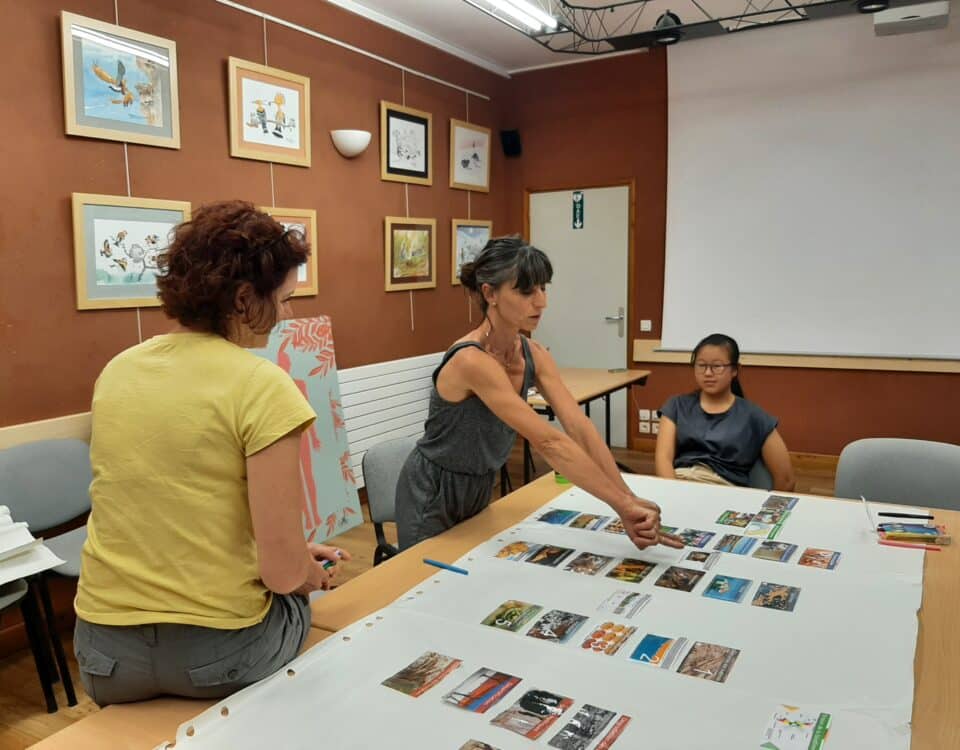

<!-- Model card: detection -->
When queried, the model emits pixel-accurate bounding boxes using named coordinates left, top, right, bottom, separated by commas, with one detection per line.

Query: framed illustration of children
left=449, top=119, right=490, bottom=192
left=259, top=206, right=319, bottom=296
left=229, top=58, right=311, bottom=167
left=61, top=11, right=181, bottom=149
left=72, top=193, right=191, bottom=310
left=384, top=217, right=436, bottom=291
left=451, top=219, right=492, bottom=285
left=380, top=101, right=432, bottom=186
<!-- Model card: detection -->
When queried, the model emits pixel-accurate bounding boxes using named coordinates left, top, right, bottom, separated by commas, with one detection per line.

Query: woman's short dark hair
left=691, top=333, right=745, bottom=398
left=460, top=235, right=553, bottom=315
left=156, top=200, right=309, bottom=337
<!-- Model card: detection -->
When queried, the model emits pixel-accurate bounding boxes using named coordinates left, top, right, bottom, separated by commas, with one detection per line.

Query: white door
left=529, top=185, right=630, bottom=447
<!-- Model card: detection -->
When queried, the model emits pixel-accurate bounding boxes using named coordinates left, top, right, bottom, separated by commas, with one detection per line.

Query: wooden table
left=33, top=475, right=960, bottom=748
left=519, top=367, right=650, bottom=483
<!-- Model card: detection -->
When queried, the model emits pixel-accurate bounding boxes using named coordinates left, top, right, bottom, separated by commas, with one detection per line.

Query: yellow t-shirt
left=75, top=332, right=316, bottom=629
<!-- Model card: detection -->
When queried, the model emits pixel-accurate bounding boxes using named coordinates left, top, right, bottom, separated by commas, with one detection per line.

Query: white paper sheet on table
left=160, top=476, right=924, bottom=750
left=0, top=545, right=65, bottom=586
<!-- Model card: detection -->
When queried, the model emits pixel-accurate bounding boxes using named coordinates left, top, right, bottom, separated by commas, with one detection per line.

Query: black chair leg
left=36, top=575, right=78, bottom=706
left=500, top=465, right=513, bottom=497
left=20, top=585, right=58, bottom=713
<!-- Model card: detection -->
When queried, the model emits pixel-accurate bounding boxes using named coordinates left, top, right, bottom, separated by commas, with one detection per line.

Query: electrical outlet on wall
left=652, top=422, right=660, bottom=435
left=639, top=421, right=651, bottom=434
left=651, top=409, right=660, bottom=421
left=638, top=409, right=651, bottom=421
left=640, top=319, right=652, bottom=332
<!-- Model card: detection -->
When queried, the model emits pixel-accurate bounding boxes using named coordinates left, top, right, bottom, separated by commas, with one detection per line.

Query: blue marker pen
left=422, top=558, right=469, bottom=576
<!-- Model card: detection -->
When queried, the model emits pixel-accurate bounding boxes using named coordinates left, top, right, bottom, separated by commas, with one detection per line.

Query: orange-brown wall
left=505, top=53, right=960, bottom=456
left=2, top=3, right=957, bottom=455
left=0, top=0, right=510, bottom=428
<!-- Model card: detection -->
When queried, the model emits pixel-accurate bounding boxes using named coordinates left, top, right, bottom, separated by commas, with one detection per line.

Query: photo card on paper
left=629, top=634, right=689, bottom=670
left=444, top=667, right=521, bottom=713
left=798, top=547, right=841, bottom=570
left=495, top=541, right=542, bottom=561
left=702, top=574, right=753, bottom=603
left=580, top=621, right=636, bottom=656
left=481, top=600, right=543, bottom=632
left=753, top=541, right=799, bottom=563
left=490, top=689, right=574, bottom=740
left=605, top=558, right=657, bottom=584
left=564, top=552, right=614, bottom=576
left=654, top=566, right=706, bottom=592
left=752, top=582, right=801, bottom=612
left=676, top=641, right=740, bottom=683
left=526, top=609, right=590, bottom=644
left=381, top=651, right=462, bottom=697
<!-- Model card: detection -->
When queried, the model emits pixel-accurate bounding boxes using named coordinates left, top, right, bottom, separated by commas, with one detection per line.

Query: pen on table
left=877, top=512, right=935, bottom=520
left=423, top=558, right=469, bottom=576
left=878, top=539, right=941, bottom=552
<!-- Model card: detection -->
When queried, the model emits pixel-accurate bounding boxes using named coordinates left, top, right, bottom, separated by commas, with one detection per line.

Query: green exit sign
left=572, top=191, right=584, bottom=229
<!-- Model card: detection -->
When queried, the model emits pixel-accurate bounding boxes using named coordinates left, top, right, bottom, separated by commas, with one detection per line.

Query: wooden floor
left=0, top=447, right=835, bottom=749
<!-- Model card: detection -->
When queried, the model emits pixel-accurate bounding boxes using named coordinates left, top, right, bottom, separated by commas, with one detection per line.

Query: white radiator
left=338, top=352, right=443, bottom=488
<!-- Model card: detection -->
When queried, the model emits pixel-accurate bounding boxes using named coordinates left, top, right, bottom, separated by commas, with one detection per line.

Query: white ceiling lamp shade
left=330, top=129, right=371, bottom=158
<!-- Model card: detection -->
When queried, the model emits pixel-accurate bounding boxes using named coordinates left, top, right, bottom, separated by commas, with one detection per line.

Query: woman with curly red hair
left=74, top=200, right=350, bottom=706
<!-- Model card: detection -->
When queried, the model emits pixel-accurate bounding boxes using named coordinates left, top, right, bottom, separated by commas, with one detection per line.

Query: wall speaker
left=500, top=129, right=522, bottom=158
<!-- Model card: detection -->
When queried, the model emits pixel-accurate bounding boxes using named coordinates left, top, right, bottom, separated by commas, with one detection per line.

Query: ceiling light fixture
left=856, top=0, right=889, bottom=12
left=486, top=0, right=542, bottom=31
left=654, top=10, right=683, bottom=45
left=503, top=0, right=558, bottom=29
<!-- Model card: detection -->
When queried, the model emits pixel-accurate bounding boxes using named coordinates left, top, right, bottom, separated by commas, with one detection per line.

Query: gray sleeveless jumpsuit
left=395, top=339, right=537, bottom=550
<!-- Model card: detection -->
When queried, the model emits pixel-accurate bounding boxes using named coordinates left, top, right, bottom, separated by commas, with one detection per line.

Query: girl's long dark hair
left=691, top=333, right=744, bottom=398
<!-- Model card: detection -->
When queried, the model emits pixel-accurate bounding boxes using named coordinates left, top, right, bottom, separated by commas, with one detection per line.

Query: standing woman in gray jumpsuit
left=395, top=236, right=684, bottom=553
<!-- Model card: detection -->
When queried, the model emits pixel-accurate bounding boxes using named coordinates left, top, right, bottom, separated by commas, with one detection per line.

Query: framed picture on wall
left=384, top=217, right=436, bottom=291
left=259, top=206, right=319, bottom=296
left=451, top=219, right=492, bottom=285
left=380, top=101, right=432, bottom=185
left=72, top=193, right=191, bottom=310
left=229, top=58, right=311, bottom=167
left=449, top=119, right=491, bottom=192
left=61, top=11, right=181, bottom=149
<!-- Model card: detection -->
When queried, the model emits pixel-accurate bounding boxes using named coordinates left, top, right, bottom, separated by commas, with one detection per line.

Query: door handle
left=603, top=307, right=625, bottom=338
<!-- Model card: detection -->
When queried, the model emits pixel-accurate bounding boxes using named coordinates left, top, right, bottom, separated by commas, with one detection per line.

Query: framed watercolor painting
left=72, top=192, right=190, bottom=310
left=229, top=57, right=311, bottom=167
left=380, top=101, right=432, bottom=186
left=384, top=217, right=436, bottom=291
left=449, top=119, right=491, bottom=192
left=451, top=219, right=492, bottom=285
left=61, top=11, right=181, bottom=149
left=259, top=206, right=319, bottom=296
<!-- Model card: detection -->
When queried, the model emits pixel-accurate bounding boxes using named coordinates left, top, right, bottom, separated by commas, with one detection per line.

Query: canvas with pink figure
left=251, top=316, right=362, bottom=542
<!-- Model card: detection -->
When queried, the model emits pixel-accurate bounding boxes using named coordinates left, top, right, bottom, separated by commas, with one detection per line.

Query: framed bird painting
left=228, top=58, right=311, bottom=168
left=60, top=12, right=181, bottom=149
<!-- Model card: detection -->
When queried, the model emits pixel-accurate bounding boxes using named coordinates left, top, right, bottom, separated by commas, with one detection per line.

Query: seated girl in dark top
left=654, top=333, right=795, bottom=491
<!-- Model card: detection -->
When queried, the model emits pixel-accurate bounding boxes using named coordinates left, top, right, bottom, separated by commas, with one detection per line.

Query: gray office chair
left=0, top=579, right=61, bottom=712
left=747, top=460, right=774, bottom=491
left=362, top=435, right=419, bottom=566
left=835, top=438, right=960, bottom=510
left=0, top=438, right=91, bottom=707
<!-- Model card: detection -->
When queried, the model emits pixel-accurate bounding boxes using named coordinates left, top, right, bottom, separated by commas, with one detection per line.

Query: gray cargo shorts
left=73, top=593, right=310, bottom=706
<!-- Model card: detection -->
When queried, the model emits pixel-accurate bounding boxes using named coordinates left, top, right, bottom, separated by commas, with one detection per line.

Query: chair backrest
left=0, top=439, right=92, bottom=532
left=362, top=435, right=419, bottom=525
left=835, top=438, right=960, bottom=510
left=747, top=459, right=774, bottom=491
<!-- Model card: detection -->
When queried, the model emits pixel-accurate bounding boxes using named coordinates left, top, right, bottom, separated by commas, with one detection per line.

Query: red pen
left=878, top=539, right=941, bottom=552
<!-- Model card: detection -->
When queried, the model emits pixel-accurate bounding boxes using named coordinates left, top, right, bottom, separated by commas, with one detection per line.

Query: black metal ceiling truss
left=465, top=0, right=913, bottom=55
